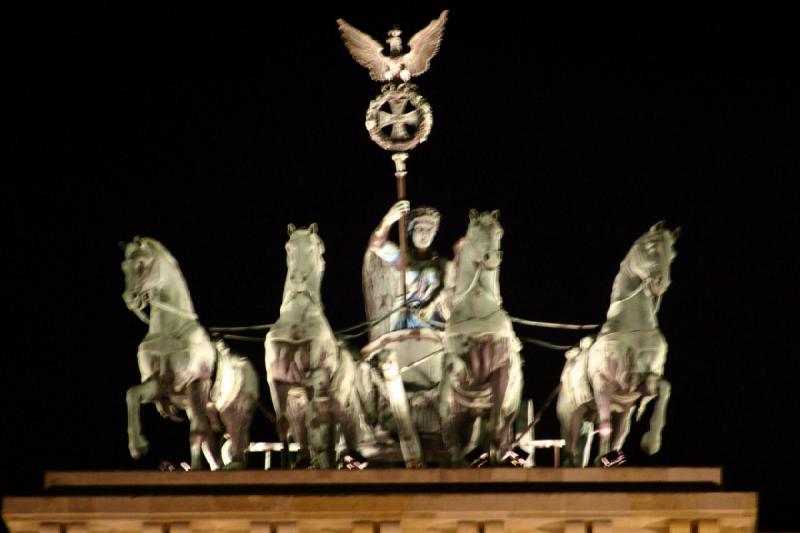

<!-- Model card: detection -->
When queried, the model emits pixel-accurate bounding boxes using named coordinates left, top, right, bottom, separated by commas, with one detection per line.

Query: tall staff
left=338, top=11, right=448, bottom=316
left=392, top=152, right=410, bottom=303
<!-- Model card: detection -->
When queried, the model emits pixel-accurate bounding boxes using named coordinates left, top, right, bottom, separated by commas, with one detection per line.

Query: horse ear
left=650, top=220, right=665, bottom=232
left=490, top=209, right=500, bottom=220
left=309, top=223, right=318, bottom=234
left=469, top=208, right=479, bottom=221
left=672, top=226, right=682, bottom=241
left=287, top=223, right=296, bottom=236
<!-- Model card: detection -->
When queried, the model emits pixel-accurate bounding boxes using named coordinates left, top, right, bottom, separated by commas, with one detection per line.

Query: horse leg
left=591, top=342, right=622, bottom=460
left=275, top=385, right=306, bottom=469
left=488, top=363, right=511, bottom=464
left=641, top=378, right=671, bottom=454
left=126, top=378, right=159, bottom=459
left=592, top=380, right=614, bottom=460
left=330, top=398, right=359, bottom=461
left=611, top=406, right=635, bottom=452
left=557, top=406, right=574, bottom=466
left=186, top=379, right=220, bottom=470
left=439, top=364, right=473, bottom=466
left=266, top=342, right=291, bottom=441
left=220, top=400, right=254, bottom=469
left=267, top=342, right=300, bottom=467
left=306, top=368, right=333, bottom=468
left=635, top=374, right=659, bottom=422
left=559, top=404, right=588, bottom=467
left=444, top=408, right=475, bottom=467
left=331, top=389, right=360, bottom=457
left=578, top=420, right=596, bottom=467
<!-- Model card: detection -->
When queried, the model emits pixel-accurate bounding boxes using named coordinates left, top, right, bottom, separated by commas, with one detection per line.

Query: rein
left=124, top=293, right=198, bottom=325
left=510, top=317, right=599, bottom=330
left=452, top=261, right=485, bottom=304
left=512, top=382, right=562, bottom=444
left=452, top=243, right=501, bottom=305
left=614, top=279, right=646, bottom=304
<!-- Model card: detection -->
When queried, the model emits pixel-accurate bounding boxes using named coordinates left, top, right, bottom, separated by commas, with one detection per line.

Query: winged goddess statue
left=337, top=11, right=448, bottom=82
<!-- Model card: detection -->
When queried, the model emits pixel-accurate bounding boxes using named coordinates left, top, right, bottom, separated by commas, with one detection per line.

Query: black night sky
left=4, top=7, right=798, bottom=531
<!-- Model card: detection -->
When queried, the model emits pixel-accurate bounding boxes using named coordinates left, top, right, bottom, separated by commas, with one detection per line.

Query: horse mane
left=138, top=237, right=180, bottom=267
left=623, top=228, right=675, bottom=270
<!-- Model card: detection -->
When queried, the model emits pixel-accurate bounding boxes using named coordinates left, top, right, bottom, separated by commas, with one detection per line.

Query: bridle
left=616, top=243, right=666, bottom=311
left=123, top=253, right=198, bottom=325
left=453, top=227, right=503, bottom=306
left=283, top=239, right=324, bottom=307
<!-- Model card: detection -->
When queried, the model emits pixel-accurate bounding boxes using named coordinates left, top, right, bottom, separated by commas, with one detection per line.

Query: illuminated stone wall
left=2, top=469, right=757, bottom=533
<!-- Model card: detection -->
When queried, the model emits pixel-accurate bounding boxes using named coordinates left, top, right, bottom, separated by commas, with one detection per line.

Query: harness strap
left=510, top=317, right=599, bottom=330
left=452, top=262, right=484, bottom=304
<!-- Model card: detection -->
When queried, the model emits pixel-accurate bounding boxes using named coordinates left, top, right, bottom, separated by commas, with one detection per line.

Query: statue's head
left=466, top=209, right=504, bottom=269
left=120, top=236, right=173, bottom=312
left=285, top=223, right=325, bottom=284
left=408, top=206, right=440, bottom=250
left=628, top=221, right=681, bottom=298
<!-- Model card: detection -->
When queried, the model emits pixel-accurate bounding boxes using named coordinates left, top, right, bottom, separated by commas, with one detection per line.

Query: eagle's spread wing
left=405, top=10, right=448, bottom=78
left=337, top=18, right=389, bottom=81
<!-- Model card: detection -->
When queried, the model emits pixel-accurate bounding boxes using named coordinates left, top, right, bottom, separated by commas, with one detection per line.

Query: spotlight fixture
left=339, top=449, right=369, bottom=470
left=501, top=446, right=530, bottom=467
left=598, top=450, right=626, bottom=468
left=466, top=447, right=489, bottom=468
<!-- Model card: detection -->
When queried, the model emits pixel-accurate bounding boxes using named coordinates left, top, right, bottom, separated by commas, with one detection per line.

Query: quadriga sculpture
left=439, top=210, right=523, bottom=465
left=557, top=222, right=680, bottom=466
left=264, top=224, right=362, bottom=468
left=122, top=237, right=256, bottom=470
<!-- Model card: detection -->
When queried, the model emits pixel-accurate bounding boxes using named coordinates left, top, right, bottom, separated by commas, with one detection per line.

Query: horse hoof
left=129, top=436, right=149, bottom=459
left=293, top=456, right=312, bottom=470
left=640, top=432, right=661, bottom=455
left=129, top=444, right=148, bottom=459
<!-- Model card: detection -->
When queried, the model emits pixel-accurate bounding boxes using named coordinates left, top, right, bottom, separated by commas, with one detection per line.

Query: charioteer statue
left=365, top=200, right=452, bottom=334
left=360, top=200, right=454, bottom=467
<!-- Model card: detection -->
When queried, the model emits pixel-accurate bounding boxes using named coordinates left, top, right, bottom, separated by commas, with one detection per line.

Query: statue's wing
left=337, top=18, right=389, bottom=81
left=405, top=10, right=448, bottom=77
left=362, top=251, right=399, bottom=340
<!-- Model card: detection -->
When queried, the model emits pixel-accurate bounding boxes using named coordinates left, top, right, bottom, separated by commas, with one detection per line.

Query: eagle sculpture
left=337, top=11, right=448, bottom=82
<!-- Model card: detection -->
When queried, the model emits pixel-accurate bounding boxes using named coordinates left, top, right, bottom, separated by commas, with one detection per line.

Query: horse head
left=465, top=209, right=504, bottom=270
left=284, top=223, right=325, bottom=296
left=625, top=221, right=680, bottom=298
left=120, top=236, right=174, bottom=312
